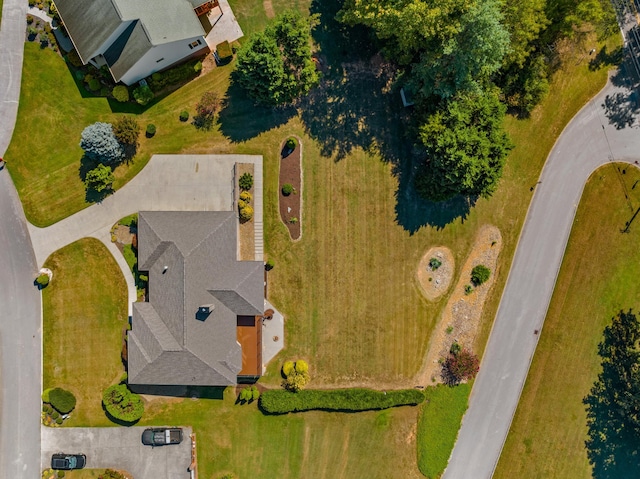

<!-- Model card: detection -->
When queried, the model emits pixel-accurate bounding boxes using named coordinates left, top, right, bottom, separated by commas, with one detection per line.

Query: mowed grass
left=494, top=163, right=640, bottom=478
left=42, top=238, right=128, bottom=427
left=417, top=383, right=472, bottom=479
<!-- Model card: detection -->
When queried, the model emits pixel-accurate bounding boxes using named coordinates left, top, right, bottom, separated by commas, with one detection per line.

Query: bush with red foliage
left=442, top=349, right=479, bottom=385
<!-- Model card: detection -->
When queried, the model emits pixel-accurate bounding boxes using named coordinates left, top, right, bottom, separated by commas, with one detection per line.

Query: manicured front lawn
left=494, top=164, right=640, bottom=478
left=42, top=238, right=128, bottom=427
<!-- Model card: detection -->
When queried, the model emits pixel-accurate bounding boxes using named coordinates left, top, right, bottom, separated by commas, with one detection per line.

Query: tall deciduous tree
left=584, top=310, right=640, bottom=476
left=235, top=11, right=318, bottom=105
left=415, top=89, right=513, bottom=201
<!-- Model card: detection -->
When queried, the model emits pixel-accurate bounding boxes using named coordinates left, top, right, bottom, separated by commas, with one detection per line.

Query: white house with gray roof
left=54, top=0, right=218, bottom=85
left=128, top=211, right=265, bottom=386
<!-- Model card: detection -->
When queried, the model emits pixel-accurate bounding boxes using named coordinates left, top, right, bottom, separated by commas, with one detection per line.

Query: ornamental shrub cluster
left=238, top=182, right=254, bottom=222
left=260, top=388, right=425, bottom=414
left=148, top=60, right=201, bottom=92
left=281, top=359, right=310, bottom=392
left=102, top=384, right=144, bottom=424
left=48, top=387, right=77, bottom=414
left=238, top=385, right=260, bottom=403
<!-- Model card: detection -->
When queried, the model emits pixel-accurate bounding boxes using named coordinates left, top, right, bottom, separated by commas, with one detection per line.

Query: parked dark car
left=141, top=427, right=183, bottom=446
left=51, top=453, right=86, bottom=470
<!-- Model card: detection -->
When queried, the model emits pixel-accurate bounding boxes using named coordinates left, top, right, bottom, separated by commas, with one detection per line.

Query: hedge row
left=259, top=388, right=425, bottom=414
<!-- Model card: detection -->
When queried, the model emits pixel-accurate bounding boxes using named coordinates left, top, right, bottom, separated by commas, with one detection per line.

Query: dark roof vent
left=196, top=304, right=214, bottom=321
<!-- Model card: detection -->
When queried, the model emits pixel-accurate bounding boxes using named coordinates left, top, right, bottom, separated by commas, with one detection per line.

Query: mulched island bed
left=278, top=137, right=302, bottom=240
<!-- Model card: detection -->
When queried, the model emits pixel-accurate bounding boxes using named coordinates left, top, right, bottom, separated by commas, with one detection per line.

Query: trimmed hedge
left=259, top=388, right=425, bottom=414
left=49, top=387, right=76, bottom=414
left=102, top=384, right=144, bottom=424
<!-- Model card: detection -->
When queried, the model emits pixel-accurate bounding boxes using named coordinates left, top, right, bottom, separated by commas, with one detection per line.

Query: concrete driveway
left=41, top=426, right=193, bottom=478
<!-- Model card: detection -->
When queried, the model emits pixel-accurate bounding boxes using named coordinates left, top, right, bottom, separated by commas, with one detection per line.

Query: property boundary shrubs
left=102, top=384, right=144, bottom=424
left=48, top=387, right=76, bottom=414
left=259, top=388, right=425, bottom=414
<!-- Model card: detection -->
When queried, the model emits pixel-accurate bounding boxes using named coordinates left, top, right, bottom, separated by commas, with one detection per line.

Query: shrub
left=112, top=116, right=140, bottom=146
left=237, top=199, right=247, bottom=210
left=239, top=172, right=253, bottom=191
left=40, top=36, right=49, bottom=47
left=36, top=273, right=50, bottom=287
left=265, top=258, right=275, bottom=271
left=146, top=123, right=156, bottom=137
left=251, top=385, right=260, bottom=401
left=464, top=284, right=473, bottom=295
left=133, top=84, right=154, bottom=105
left=179, top=110, right=189, bottom=122
left=80, top=122, right=124, bottom=164
left=260, top=388, right=425, bottom=414
left=239, top=205, right=254, bottom=222
left=27, top=26, right=37, bottom=38
left=282, top=360, right=295, bottom=377
left=239, top=191, right=252, bottom=203
left=51, top=410, right=59, bottom=419
left=281, top=183, right=294, bottom=196
left=429, top=257, right=442, bottom=270
left=288, top=217, right=298, bottom=224
left=194, top=61, right=203, bottom=73
left=215, top=41, right=233, bottom=64
left=194, top=91, right=221, bottom=130
left=85, top=164, right=115, bottom=192
left=27, top=15, right=34, bottom=24
left=99, top=469, right=126, bottom=479
left=442, top=349, right=480, bottom=385
left=57, top=470, right=65, bottom=478
left=87, top=78, right=100, bottom=91
left=112, top=85, right=129, bottom=102
left=286, top=137, right=297, bottom=150
left=239, top=387, right=252, bottom=402
left=295, top=360, right=308, bottom=374
left=471, top=265, right=491, bottom=286
left=102, top=384, right=144, bottom=423
left=49, top=387, right=76, bottom=414
left=449, top=342, right=461, bottom=355
left=55, top=417, right=63, bottom=424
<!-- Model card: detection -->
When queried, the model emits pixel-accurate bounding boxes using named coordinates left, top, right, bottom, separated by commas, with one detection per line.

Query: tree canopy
left=80, top=122, right=124, bottom=165
left=235, top=11, right=318, bottom=105
left=584, top=310, right=640, bottom=476
left=415, top=90, right=513, bottom=201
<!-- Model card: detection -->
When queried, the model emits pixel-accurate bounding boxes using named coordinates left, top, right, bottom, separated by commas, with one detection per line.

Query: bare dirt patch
left=263, top=0, right=276, bottom=18
left=113, top=225, right=135, bottom=245
left=414, top=225, right=503, bottom=385
left=416, top=247, right=454, bottom=301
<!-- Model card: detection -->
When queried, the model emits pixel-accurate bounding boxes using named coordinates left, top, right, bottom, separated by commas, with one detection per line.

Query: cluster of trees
left=235, top=11, right=318, bottom=105
left=339, top=0, right=617, bottom=201
left=584, top=310, right=640, bottom=475
left=80, top=117, right=141, bottom=194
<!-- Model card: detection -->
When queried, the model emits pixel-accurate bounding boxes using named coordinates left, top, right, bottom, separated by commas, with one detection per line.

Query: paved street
left=41, top=426, right=193, bottom=478
left=443, top=50, right=640, bottom=479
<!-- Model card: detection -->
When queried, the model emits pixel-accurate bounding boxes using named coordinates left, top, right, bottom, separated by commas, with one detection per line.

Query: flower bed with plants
left=278, top=136, right=302, bottom=240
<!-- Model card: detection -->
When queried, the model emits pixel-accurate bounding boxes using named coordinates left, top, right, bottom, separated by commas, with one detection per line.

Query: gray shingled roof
left=103, top=20, right=153, bottom=82
left=54, top=0, right=123, bottom=63
left=128, top=211, right=264, bottom=386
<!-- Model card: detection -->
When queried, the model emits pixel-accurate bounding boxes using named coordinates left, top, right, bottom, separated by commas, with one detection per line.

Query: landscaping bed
left=236, top=163, right=256, bottom=261
left=278, top=137, right=302, bottom=240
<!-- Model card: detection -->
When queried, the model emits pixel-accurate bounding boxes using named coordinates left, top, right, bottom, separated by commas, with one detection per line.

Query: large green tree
left=584, top=310, right=640, bottom=477
left=235, top=11, right=318, bottom=105
left=340, top=0, right=510, bottom=98
left=415, top=89, right=513, bottom=201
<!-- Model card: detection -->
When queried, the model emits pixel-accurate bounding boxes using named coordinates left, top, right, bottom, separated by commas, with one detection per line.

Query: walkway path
left=443, top=30, right=640, bottom=479
left=0, top=0, right=42, bottom=477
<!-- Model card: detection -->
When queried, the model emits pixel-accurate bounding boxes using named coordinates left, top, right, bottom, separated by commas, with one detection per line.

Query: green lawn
left=42, top=238, right=128, bottom=427
left=494, top=164, right=640, bottom=478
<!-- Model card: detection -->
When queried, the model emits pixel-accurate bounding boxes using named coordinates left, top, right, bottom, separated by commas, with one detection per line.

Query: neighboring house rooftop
left=54, top=0, right=207, bottom=72
left=128, top=211, right=264, bottom=386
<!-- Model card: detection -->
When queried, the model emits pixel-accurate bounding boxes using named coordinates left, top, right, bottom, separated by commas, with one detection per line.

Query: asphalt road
left=443, top=56, right=640, bottom=479
left=0, top=0, right=41, bottom=477
left=41, top=426, right=193, bottom=478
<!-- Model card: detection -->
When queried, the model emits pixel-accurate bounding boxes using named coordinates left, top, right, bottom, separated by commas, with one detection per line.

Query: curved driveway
left=443, top=67, right=640, bottom=479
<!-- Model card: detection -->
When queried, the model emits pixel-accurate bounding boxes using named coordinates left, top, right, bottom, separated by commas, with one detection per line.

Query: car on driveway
left=142, top=427, right=183, bottom=446
left=51, top=453, right=86, bottom=470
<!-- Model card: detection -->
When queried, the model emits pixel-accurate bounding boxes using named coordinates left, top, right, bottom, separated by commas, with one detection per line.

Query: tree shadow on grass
left=218, top=81, right=296, bottom=143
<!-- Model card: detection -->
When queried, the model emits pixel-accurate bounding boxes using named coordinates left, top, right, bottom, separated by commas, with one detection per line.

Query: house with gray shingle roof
left=54, top=0, right=219, bottom=85
left=127, top=210, right=264, bottom=386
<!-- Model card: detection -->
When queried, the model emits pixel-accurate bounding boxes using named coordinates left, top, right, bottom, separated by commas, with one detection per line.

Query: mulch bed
left=278, top=138, right=302, bottom=240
